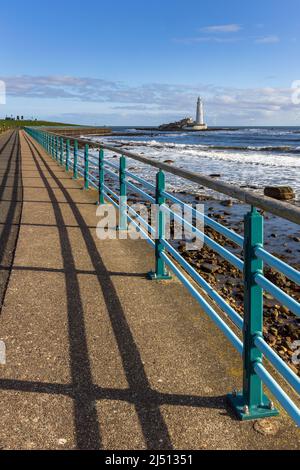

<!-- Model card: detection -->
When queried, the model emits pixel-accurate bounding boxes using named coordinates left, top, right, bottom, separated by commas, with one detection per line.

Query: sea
left=88, top=126, right=300, bottom=200
left=84, top=126, right=300, bottom=262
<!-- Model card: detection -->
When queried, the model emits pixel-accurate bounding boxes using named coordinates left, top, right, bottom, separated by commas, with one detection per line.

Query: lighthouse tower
left=184, top=97, right=208, bottom=131
left=196, top=97, right=204, bottom=125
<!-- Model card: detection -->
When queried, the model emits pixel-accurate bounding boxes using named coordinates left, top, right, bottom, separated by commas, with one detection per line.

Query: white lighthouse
left=196, top=97, right=204, bottom=125
left=184, top=97, right=208, bottom=130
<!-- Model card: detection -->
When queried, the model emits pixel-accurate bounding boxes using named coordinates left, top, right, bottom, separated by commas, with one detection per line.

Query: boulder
left=264, top=186, right=295, bottom=201
left=221, top=199, right=233, bottom=207
left=200, top=263, right=220, bottom=273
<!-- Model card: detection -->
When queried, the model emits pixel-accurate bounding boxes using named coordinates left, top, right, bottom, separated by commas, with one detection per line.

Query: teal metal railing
left=25, top=127, right=300, bottom=426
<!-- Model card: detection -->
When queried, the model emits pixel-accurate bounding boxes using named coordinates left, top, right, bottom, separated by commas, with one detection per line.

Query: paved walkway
left=0, top=130, right=298, bottom=450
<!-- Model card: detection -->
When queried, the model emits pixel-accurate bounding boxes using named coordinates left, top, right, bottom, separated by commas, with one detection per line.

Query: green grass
left=0, top=120, right=77, bottom=133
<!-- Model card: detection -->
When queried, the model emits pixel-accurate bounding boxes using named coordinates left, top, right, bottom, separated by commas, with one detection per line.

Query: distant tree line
left=3, top=115, right=40, bottom=121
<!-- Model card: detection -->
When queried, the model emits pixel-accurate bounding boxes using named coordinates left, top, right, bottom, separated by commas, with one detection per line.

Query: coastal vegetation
left=0, top=119, right=76, bottom=134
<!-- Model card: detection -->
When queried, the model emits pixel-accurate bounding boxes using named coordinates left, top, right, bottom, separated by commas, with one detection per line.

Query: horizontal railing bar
left=126, top=213, right=156, bottom=247
left=103, top=159, right=120, bottom=170
left=55, top=133, right=300, bottom=226
left=86, top=153, right=99, bottom=164
left=125, top=169, right=156, bottom=192
left=160, top=251, right=243, bottom=355
left=102, top=190, right=119, bottom=210
left=254, top=335, right=300, bottom=394
left=89, top=163, right=100, bottom=172
left=103, top=184, right=119, bottom=201
left=101, top=189, right=155, bottom=239
left=162, top=190, right=244, bottom=247
left=255, top=246, right=300, bottom=286
left=88, top=173, right=98, bottom=183
left=254, top=362, right=300, bottom=427
left=255, top=273, right=300, bottom=317
left=88, top=180, right=98, bottom=190
left=127, top=205, right=156, bottom=236
left=76, top=166, right=85, bottom=175
left=127, top=181, right=156, bottom=203
left=161, top=239, right=243, bottom=329
left=104, top=167, right=119, bottom=180
left=162, top=204, right=244, bottom=271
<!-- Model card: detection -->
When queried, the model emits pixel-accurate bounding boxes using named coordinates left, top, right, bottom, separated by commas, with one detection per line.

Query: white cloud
left=173, top=23, right=242, bottom=44
left=255, top=35, right=280, bottom=44
left=200, top=24, right=242, bottom=33
left=173, top=36, right=241, bottom=44
left=216, top=95, right=237, bottom=104
left=0, top=80, right=6, bottom=105
left=1, top=74, right=298, bottom=125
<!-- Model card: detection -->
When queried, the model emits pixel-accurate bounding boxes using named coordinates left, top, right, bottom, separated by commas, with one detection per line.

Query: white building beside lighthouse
left=184, top=97, right=208, bottom=130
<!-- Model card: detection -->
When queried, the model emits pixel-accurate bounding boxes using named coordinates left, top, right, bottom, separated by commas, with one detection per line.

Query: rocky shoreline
left=135, top=126, right=240, bottom=133
left=125, top=187, right=300, bottom=376
left=98, top=154, right=300, bottom=376
left=177, top=220, right=299, bottom=377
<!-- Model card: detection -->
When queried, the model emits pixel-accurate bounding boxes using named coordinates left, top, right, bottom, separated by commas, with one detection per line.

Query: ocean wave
left=88, top=138, right=300, bottom=198
left=105, top=138, right=300, bottom=155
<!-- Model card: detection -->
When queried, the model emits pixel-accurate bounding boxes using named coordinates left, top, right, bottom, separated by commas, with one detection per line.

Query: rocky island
left=159, top=97, right=208, bottom=131
left=158, top=117, right=194, bottom=131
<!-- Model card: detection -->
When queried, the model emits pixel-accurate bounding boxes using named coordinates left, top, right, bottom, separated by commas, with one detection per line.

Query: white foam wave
left=89, top=135, right=300, bottom=197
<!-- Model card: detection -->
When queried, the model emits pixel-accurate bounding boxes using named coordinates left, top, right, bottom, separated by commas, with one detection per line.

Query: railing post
left=98, top=148, right=105, bottom=205
left=60, top=137, right=64, bottom=165
left=118, top=156, right=127, bottom=230
left=65, top=139, right=70, bottom=172
left=55, top=137, right=58, bottom=161
left=73, top=140, right=78, bottom=179
left=148, top=170, right=171, bottom=280
left=83, top=144, right=89, bottom=190
left=227, top=206, right=278, bottom=420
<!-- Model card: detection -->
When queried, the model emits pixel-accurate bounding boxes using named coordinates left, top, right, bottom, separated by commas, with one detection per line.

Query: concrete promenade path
left=0, top=130, right=298, bottom=449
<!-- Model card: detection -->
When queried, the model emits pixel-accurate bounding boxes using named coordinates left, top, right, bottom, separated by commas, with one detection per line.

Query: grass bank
left=0, top=120, right=76, bottom=134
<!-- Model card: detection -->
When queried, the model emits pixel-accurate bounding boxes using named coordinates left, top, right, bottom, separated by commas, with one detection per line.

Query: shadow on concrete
left=0, top=131, right=23, bottom=310
left=26, top=134, right=175, bottom=450
left=9, top=134, right=226, bottom=450
left=25, top=135, right=102, bottom=450
left=0, top=376, right=225, bottom=409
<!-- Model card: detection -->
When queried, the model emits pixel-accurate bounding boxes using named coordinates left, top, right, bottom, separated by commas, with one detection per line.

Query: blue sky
left=1, top=0, right=300, bottom=125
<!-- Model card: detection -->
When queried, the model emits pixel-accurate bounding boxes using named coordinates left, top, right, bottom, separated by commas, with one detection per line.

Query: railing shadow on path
left=12, top=133, right=228, bottom=450
left=0, top=131, right=23, bottom=309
